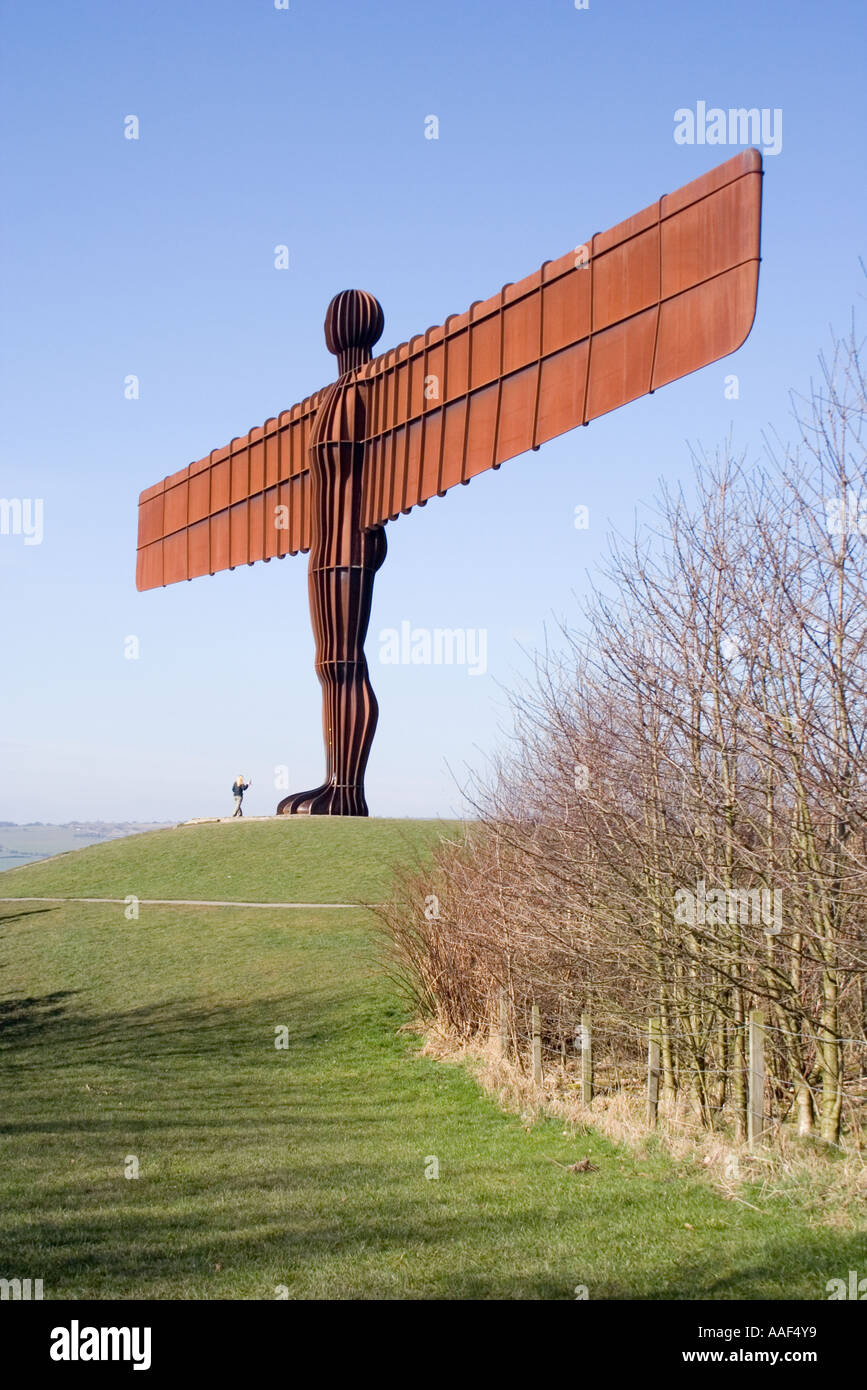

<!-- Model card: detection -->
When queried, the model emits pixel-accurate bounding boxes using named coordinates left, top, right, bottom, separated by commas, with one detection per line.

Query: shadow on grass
left=1, top=1189, right=862, bottom=1299
left=0, top=985, right=366, bottom=1059
left=2, top=981, right=863, bottom=1299
left=0, top=906, right=56, bottom=924
left=0, top=989, right=79, bottom=1038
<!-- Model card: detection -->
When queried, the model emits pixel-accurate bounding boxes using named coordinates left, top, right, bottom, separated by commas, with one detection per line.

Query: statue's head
left=324, top=290, right=384, bottom=370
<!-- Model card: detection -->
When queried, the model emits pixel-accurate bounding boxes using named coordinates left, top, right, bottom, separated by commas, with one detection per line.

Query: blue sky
left=1, top=0, right=865, bottom=823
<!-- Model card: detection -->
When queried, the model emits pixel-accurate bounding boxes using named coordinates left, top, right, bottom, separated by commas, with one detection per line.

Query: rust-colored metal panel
left=652, top=260, right=760, bottom=390
left=661, top=174, right=759, bottom=299
left=229, top=500, right=249, bottom=570
left=163, top=478, right=188, bottom=537
left=210, top=510, right=230, bottom=574
left=230, top=445, right=249, bottom=505
left=264, top=428, right=280, bottom=488
left=137, top=493, right=165, bottom=547
left=188, top=469, right=210, bottom=525
left=542, top=259, right=591, bottom=357
left=211, top=453, right=230, bottom=512
left=592, top=226, right=660, bottom=333
left=469, top=305, right=501, bottom=391
left=439, top=400, right=469, bottom=495
left=423, top=336, right=445, bottom=411
left=357, top=147, right=761, bottom=526
left=535, top=341, right=588, bottom=446
left=262, top=485, right=278, bottom=559
left=247, top=493, right=264, bottom=564
left=404, top=418, right=423, bottom=510
left=496, top=362, right=537, bottom=462
left=586, top=307, right=658, bottom=421
left=444, top=325, right=470, bottom=403
left=139, top=479, right=164, bottom=505
left=500, top=292, right=535, bottom=376
left=418, top=409, right=443, bottom=501
left=249, top=432, right=265, bottom=495
left=136, top=394, right=322, bottom=589
left=137, top=540, right=163, bottom=591
left=464, top=383, right=500, bottom=481
left=188, top=519, right=210, bottom=578
left=163, top=530, right=187, bottom=586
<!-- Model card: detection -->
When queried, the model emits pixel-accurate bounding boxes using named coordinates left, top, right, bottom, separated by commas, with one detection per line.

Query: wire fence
left=491, top=986, right=867, bottom=1147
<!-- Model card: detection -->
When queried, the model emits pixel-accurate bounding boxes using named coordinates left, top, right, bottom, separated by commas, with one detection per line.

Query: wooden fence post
left=498, top=987, right=508, bottom=1057
left=748, top=1009, right=765, bottom=1148
left=581, top=1013, right=593, bottom=1107
left=646, top=1016, right=661, bottom=1128
left=531, top=1004, right=542, bottom=1084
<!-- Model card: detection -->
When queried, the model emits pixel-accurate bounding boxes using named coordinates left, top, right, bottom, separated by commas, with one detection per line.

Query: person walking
left=231, top=774, right=250, bottom=817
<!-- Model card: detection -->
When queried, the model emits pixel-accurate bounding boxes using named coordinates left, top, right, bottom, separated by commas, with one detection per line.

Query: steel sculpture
left=136, top=150, right=763, bottom=815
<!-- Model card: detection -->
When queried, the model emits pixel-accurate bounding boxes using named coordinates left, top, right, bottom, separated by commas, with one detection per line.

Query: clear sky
left=1, top=0, right=865, bottom=823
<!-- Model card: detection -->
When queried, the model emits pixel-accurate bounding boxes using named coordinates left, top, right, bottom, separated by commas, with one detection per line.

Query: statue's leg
left=277, top=525, right=386, bottom=815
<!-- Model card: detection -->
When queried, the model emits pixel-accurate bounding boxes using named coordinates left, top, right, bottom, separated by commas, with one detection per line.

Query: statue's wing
left=357, top=149, right=762, bottom=529
left=137, top=150, right=761, bottom=591
left=135, top=388, right=323, bottom=590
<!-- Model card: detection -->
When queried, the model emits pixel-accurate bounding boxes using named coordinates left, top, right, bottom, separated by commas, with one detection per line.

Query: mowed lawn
left=0, top=824, right=862, bottom=1299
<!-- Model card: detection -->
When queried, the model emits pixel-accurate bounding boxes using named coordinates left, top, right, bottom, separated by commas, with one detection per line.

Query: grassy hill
left=0, top=820, right=861, bottom=1299
left=0, top=817, right=464, bottom=903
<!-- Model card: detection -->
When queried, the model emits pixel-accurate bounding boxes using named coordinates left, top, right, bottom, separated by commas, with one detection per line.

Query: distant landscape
left=0, top=823, right=174, bottom=874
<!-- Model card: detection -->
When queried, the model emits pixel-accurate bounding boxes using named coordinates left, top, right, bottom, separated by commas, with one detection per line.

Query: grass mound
left=0, top=818, right=464, bottom=904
